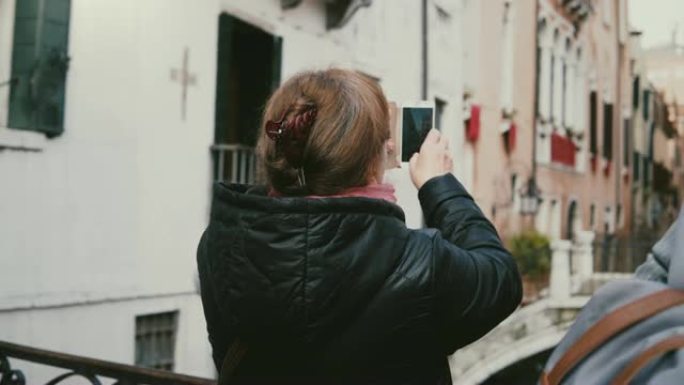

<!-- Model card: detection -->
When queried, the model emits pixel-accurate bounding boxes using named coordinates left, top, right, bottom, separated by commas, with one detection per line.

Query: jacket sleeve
left=197, top=230, right=234, bottom=370
left=418, top=174, right=522, bottom=353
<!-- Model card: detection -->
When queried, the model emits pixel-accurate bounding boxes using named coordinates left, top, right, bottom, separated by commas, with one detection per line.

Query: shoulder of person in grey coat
left=635, top=206, right=684, bottom=288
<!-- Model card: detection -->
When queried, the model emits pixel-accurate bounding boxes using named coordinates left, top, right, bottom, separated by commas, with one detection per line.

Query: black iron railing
left=0, top=340, right=215, bottom=385
left=592, top=236, right=657, bottom=274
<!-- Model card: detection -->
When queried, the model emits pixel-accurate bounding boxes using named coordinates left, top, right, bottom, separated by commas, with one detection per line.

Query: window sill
left=0, top=127, right=46, bottom=152
left=539, top=161, right=584, bottom=175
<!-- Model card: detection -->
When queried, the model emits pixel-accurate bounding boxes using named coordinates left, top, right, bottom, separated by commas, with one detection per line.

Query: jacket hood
left=204, top=183, right=409, bottom=348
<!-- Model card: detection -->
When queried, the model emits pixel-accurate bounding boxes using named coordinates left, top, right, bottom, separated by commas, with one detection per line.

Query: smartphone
left=399, top=102, right=436, bottom=162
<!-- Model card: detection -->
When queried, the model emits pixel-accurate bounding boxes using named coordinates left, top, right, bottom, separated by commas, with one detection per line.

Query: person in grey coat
left=540, top=207, right=684, bottom=385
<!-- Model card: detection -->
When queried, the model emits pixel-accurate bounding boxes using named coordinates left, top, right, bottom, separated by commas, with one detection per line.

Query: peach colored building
left=467, top=0, right=639, bottom=242
left=533, top=0, right=635, bottom=241
left=644, top=40, right=684, bottom=213
left=461, top=0, right=538, bottom=240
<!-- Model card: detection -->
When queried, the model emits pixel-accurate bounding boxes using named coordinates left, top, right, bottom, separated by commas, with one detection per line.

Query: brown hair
left=257, top=69, right=390, bottom=196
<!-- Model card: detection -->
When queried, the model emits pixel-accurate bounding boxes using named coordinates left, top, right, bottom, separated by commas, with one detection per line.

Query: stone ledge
left=0, top=128, right=46, bottom=152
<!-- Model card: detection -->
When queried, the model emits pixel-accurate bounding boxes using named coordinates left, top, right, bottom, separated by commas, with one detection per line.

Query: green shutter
left=8, top=0, right=71, bottom=137
left=271, top=36, right=282, bottom=91
left=214, top=14, right=234, bottom=144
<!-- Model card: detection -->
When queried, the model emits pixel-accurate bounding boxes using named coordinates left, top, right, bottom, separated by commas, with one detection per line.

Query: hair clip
left=266, top=112, right=291, bottom=141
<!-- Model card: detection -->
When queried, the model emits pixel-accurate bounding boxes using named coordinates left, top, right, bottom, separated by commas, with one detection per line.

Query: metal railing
left=211, top=144, right=256, bottom=185
left=592, top=236, right=658, bottom=274
left=0, top=340, right=215, bottom=385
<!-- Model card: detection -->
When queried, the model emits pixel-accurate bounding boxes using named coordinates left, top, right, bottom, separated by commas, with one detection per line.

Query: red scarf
left=269, top=184, right=397, bottom=203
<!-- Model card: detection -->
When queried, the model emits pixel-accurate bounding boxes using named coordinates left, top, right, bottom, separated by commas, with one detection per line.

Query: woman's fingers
left=443, top=152, right=453, bottom=172
left=440, top=137, right=449, bottom=153
left=421, top=129, right=441, bottom=151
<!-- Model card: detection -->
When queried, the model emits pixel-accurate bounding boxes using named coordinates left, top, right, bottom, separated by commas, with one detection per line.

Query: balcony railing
left=561, top=0, right=592, bottom=20
left=211, top=143, right=256, bottom=185
left=0, top=340, right=215, bottom=385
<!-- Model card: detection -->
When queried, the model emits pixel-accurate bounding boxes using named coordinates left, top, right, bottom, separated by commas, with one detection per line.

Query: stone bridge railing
left=449, top=231, right=633, bottom=385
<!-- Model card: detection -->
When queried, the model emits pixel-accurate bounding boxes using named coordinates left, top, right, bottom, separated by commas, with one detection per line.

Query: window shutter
left=214, top=14, right=234, bottom=144
left=603, top=102, right=613, bottom=160
left=589, top=91, right=598, bottom=155
left=8, top=0, right=71, bottom=137
left=632, top=76, right=640, bottom=109
left=271, top=35, right=283, bottom=91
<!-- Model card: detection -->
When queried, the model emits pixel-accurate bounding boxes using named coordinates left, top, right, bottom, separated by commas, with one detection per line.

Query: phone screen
left=401, top=107, right=435, bottom=162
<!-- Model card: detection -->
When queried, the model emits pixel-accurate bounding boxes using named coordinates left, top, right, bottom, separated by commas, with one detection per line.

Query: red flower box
left=551, top=132, right=576, bottom=168
left=466, top=105, right=481, bottom=143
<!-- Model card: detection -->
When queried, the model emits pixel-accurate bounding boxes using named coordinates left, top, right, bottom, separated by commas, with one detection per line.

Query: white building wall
left=0, top=293, right=214, bottom=383
left=0, top=0, right=217, bottom=379
left=1, top=0, right=464, bottom=378
left=222, top=0, right=464, bottom=228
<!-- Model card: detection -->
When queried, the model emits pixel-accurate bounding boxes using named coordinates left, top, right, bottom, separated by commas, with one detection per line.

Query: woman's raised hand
left=408, top=129, right=453, bottom=189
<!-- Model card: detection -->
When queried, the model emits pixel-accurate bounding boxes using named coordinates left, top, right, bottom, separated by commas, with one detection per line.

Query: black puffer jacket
left=197, top=174, right=522, bottom=385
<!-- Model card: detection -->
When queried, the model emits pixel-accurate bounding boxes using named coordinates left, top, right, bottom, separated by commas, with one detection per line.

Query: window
left=603, top=102, right=613, bottom=160
left=603, top=0, right=612, bottom=26
left=135, top=311, right=179, bottom=371
left=535, top=45, right=542, bottom=116
left=623, top=118, right=630, bottom=167
left=550, top=54, right=556, bottom=121
left=590, top=91, right=598, bottom=155
left=605, top=206, right=613, bottom=234
left=641, top=156, right=653, bottom=188
left=562, top=61, right=567, bottom=127
left=633, top=151, right=640, bottom=180
left=500, top=0, right=514, bottom=112
left=616, top=204, right=623, bottom=229
left=632, top=76, right=640, bottom=109
left=435, top=97, right=447, bottom=130
left=643, top=90, right=650, bottom=121
left=510, top=173, right=518, bottom=203
left=590, top=203, right=596, bottom=228
left=7, top=0, right=71, bottom=137
left=535, top=18, right=547, bottom=119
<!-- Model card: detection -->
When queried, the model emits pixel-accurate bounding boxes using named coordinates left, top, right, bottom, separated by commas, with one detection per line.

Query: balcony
left=211, top=144, right=257, bottom=184
left=560, top=0, right=593, bottom=27
left=561, top=0, right=592, bottom=17
left=0, top=340, right=214, bottom=385
left=551, top=132, right=577, bottom=168
left=281, top=0, right=372, bottom=29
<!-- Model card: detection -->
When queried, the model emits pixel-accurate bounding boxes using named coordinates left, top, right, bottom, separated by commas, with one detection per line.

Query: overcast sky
left=629, top=0, right=684, bottom=48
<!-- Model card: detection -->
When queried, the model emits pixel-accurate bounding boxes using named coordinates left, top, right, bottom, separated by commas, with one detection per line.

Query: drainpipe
left=532, top=0, right=540, bottom=181
left=615, top=0, right=623, bottom=235
left=421, top=0, right=428, bottom=100
left=526, top=0, right=542, bottom=230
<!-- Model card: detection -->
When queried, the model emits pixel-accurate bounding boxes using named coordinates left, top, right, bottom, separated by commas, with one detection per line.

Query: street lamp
left=520, top=177, right=542, bottom=216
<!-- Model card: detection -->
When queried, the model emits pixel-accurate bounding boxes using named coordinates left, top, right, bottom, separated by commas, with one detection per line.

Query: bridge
left=0, top=230, right=645, bottom=385
left=449, top=231, right=632, bottom=385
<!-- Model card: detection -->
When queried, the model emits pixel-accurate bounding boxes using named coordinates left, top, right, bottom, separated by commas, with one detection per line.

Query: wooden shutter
left=603, top=102, right=613, bottom=160
left=632, top=76, right=640, bottom=109
left=8, top=0, right=71, bottom=137
left=623, top=118, right=630, bottom=167
left=271, top=35, right=283, bottom=91
left=633, top=152, right=640, bottom=181
left=214, top=14, right=234, bottom=144
left=589, top=91, right=598, bottom=155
